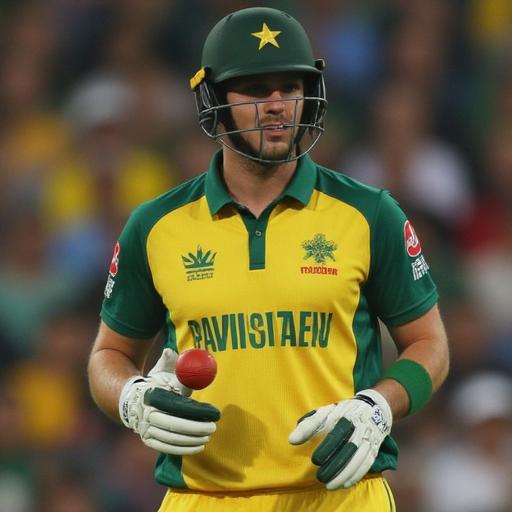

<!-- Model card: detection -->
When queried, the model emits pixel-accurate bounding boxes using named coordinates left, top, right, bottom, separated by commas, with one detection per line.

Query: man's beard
left=224, top=123, right=296, bottom=165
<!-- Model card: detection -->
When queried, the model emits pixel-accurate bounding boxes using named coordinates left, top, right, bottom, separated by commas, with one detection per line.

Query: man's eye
left=245, top=85, right=268, bottom=97
left=282, top=83, right=302, bottom=94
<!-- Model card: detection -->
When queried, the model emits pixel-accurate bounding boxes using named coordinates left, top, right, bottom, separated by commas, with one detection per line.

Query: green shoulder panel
left=100, top=174, right=207, bottom=339
left=365, top=191, right=438, bottom=325
left=315, top=164, right=383, bottom=223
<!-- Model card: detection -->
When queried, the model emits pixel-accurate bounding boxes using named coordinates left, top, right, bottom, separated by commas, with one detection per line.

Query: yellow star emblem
left=251, top=22, right=281, bottom=50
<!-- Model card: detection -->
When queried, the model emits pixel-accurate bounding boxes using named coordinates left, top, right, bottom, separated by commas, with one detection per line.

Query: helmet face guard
left=191, top=7, right=328, bottom=164
left=193, top=72, right=327, bottom=164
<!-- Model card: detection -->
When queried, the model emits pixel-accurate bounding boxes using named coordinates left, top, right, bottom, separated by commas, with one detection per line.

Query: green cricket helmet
left=190, top=7, right=327, bottom=164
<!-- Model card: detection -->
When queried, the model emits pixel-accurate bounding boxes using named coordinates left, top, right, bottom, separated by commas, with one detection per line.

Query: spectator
left=459, top=122, right=512, bottom=339
left=421, top=372, right=512, bottom=512
left=42, top=74, right=176, bottom=280
left=0, top=208, right=77, bottom=357
left=0, top=386, right=36, bottom=512
left=343, top=81, right=473, bottom=229
left=4, top=309, right=92, bottom=449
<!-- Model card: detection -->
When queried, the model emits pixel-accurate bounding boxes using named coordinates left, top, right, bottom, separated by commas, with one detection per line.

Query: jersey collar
left=205, top=150, right=317, bottom=215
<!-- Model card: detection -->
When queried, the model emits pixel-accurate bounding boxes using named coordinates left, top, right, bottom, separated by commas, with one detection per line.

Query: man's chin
left=224, top=133, right=296, bottom=163
left=250, top=142, right=295, bottom=163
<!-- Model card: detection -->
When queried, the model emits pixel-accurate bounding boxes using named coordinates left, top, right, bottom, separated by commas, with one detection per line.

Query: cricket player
left=88, top=7, right=449, bottom=511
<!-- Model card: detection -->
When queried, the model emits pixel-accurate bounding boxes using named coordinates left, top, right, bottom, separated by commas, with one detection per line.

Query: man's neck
left=221, top=148, right=297, bottom=218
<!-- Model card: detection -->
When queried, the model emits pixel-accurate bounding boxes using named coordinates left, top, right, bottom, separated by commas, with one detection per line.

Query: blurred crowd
left=0, top=1, right=511, bottom=511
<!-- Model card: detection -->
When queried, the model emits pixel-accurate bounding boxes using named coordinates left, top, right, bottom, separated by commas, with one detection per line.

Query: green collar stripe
left=205, top=150, right=317, bottom=215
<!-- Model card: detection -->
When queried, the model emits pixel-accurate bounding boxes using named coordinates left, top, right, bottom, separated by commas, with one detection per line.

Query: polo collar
left=205, top=150, right=317, bottom=215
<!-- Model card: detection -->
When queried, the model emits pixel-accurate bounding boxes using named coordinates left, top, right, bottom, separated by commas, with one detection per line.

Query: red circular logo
left=109, top=242, right=120, bottom=276
left=404, top=220, right=422, bottom=257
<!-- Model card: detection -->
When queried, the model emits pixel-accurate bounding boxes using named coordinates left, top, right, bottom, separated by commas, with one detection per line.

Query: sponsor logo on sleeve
left=404, top=220, right=422, bottom=257
left=403, top=221, right=431, bottom=280
left=109, top=242, right=120, bottom=276
left=411, top=255, right=430, bottom=281
left=104, top=241, right=120, bottom=298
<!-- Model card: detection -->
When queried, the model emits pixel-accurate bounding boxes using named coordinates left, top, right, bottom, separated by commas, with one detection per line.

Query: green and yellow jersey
left=101, top=150, right=438, bottom=493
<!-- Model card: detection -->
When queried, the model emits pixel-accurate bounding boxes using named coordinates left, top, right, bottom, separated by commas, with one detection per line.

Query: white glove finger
left=342, top=455, right=375, bottom=490
left=325, top=439, right=373, bottom=490
left=148, top=348, right=178, bottom=376
left=289, top=404, right=336, bottom=445
left=149, top=410, right=217, bottom=436
left=143, top=437, right=205, bottom=456
left=322, top=401, right=359, bottom=432
left=145, top=426, right=210, bottom=446
left=145, top=350, right=192, bottom=397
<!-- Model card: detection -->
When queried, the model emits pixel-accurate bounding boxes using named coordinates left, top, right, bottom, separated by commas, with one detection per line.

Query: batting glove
left=289, top=389, right=392, bottom=489
left=119, top=348, right=221, bottom=455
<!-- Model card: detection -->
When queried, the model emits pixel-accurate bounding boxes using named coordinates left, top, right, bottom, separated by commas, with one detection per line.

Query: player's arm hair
left=374, top=304, right=449, bottom=420
left=87, top=321, right=156, bottom=423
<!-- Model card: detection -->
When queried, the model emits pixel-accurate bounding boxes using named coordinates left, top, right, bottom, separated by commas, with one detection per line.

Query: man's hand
left=289, top=389, right=392, bottom=489
left=119, top=348, right=221, bottom=455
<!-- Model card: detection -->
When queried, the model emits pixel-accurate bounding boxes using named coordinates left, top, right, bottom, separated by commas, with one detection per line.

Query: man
left=88, top=7, right=449, bottom=512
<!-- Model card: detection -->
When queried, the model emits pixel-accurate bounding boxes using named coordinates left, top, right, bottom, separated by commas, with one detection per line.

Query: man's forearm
left=88, top=347, right=143, bottom=422
left=374, top=336, right=450, bottom=420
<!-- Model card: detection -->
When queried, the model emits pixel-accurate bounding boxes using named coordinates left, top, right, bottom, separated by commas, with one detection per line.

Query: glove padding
left=119, top=348, right=221, bottom=455
left=289, top=389, right=392, bottom=489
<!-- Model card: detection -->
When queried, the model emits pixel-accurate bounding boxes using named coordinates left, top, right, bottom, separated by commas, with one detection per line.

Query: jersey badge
left=301, top=233, right=338, bottom=276
left=182, top=246, right=217, bottom=281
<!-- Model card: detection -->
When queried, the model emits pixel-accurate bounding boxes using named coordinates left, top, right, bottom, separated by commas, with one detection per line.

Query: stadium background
left=0, top=1, right=511, bottom=511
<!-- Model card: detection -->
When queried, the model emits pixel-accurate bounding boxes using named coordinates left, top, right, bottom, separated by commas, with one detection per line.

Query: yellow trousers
left=157, top=476, right=395, bottom=512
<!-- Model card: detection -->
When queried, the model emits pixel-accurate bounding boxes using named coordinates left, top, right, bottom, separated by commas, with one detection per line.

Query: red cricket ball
left=175, top=349, right=217, bottom=390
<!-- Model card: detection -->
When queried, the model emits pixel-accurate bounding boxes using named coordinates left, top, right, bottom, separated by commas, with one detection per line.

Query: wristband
left=382, top=359, right=432, bottom=415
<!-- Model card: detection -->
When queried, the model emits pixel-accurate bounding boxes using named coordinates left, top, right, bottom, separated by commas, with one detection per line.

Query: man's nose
left=263, top=90, right=286, bottom=114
